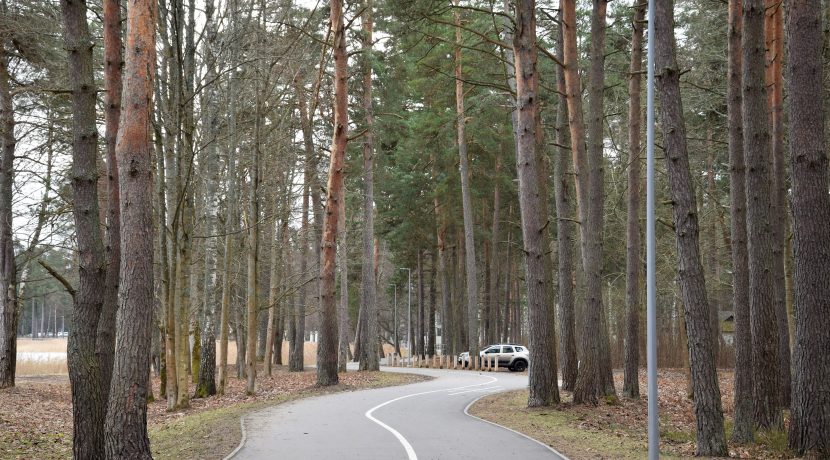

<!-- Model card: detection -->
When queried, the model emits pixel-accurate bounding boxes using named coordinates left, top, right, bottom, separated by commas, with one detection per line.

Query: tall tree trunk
left=358, top=0, right=378, bottom=371
left=317, top=0, right=347, bottom=386
left=103, top=0, right=156, bottom=455
left=553, top=21, right=578, bottom=391
left=337, top=185, right=349, bottom=372
left=487, top=160, right=501, bottom=347
left=245, top=93, right=262, bottom=396
left=218, top=75, right=239, bottom=393
left=764, top=0, right=791, bottom=409
left=704, top=124, right=720, bottom=364
left=587, top=0, right=614, bottom=397
left=417, top=250, right=425, bottom=358
left=293, top=76, right=315, bottom=373
left=196, top=0, right=220, bottom=397
left=436, top=200, right=451, bottom=356
left=728, top=0, right=754, bottom=443
left=60, top=0, right=107, bottom=455
left=454, top=2, right=479, bottom=355
left=564, top=0, right=608, bottom=403
left=622, top=0, right=645, bottom=400
left=427, top=252, right=436, bottom=357
left=742, top=0, right=782, bottom=431
left=0, top=40, right=17, bottom=390
left=514, top=0, right=560, bottom=408
left=786, top=1, right=830, bottom=455
left=653, top=1, right=727, bottom=454
left=97, top=0, right=122, bottom=408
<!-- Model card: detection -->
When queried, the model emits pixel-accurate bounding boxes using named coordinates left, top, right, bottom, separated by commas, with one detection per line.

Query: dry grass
left=13, top=339, right=397, bottom=376
left=16, top=338, right=67, bottom=353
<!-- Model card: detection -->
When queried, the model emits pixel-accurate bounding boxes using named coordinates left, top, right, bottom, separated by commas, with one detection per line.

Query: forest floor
left=470, top=369, right=792, bottom=459
left=0, top=366, right=429, bottom=460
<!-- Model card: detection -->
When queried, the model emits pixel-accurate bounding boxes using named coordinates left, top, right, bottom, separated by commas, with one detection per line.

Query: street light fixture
left=398, top=267, right=411, bottom=366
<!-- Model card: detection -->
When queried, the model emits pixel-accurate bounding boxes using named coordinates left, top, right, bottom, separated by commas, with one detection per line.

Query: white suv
left=479, top=344, right=529, bottom=372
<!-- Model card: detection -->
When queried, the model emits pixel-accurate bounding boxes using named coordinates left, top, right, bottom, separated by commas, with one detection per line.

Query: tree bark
left=0, top=40, right=17, bottom=390
left=653, top=1, right=727, bottom=454
left=514, top=0, right=559, bottom=408
left=454, top=1, right=479, bottom=355
left=622, top=0, right=645, bottom=400
left=565, top=0, right=610, bottom=404
left=727, top=0, right=754, bottom=443
left=59, top=0, right=107, bottom=455
left=97, top=0, right=122, bottom=408
left=764, top=0, right=791, bottom=409
left=786, top=0, right=830, bottom=455
left=196, top=0, right=220, bottom=397
left=337, top=184, right=349, bottom=372
left=551, top=16, right=577, bottom=393
left=245, top=91, right=262, bottom=396
left=358, top=0, right=379, bottom=371
left=317, top=0, right=347, bottom=386
left=742, top=0, right=782, bottom=431
left=103, top=0, right=156, bottom=455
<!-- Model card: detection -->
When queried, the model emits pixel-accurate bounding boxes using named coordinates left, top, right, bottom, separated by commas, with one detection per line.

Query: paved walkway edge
left=463, top=394, right=570, bottom=460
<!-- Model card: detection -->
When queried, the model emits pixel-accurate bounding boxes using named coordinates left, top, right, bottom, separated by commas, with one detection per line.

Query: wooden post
left=494, top=356, right=499, bottom=372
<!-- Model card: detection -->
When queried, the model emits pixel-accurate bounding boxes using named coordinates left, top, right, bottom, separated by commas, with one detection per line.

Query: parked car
left=457, top=351, right=470, bottom=366
left=479, top=344, right=529, bottom=372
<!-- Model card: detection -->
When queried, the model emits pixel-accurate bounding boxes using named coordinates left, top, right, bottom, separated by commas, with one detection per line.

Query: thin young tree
left=622, top=0, right=645, bottom=400
left=317, top=0, right=348, bottom=386
left=103, top=0, right=156, bottom=455
left=786, top=0, right=830, bottom=455
left=653, top=0, right=727, bottom=454
left=742, top=0, right=782, bottom=431
left=97, top=0, right=123, bottom=408
left=59, top=0, right=108, bottom=454
left=727, top=0, right=753, bottom=443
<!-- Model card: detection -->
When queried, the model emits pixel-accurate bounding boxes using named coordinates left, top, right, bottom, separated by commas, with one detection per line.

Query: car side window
left=515, top=346, right=524, bottom=352
left=485, top=347, right=499, bottom=354
left=502, top=346, right=514, bottom=353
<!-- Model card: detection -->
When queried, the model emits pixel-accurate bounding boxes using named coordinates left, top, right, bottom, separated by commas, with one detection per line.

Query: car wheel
left=513, top=360, right=527, bottom=372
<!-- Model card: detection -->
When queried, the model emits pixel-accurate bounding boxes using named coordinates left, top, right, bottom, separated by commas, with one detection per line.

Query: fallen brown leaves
left=472, top=369, right=792, bottom=459
left=1, top=366, right=427, bottom=460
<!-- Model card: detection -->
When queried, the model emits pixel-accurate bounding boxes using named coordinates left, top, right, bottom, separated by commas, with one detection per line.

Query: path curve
left=229, top=366, right=566, bottom=460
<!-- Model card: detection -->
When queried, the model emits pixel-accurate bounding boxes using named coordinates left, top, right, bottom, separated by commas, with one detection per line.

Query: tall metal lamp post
left=646, top=0, right=659, bottom=457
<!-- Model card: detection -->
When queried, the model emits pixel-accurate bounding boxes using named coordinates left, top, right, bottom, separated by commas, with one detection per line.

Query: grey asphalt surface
left=230, top=365, right=565, bottom=460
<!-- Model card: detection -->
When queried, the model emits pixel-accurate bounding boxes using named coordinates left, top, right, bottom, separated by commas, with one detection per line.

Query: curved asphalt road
left=230, top=366, right=566, bottom=460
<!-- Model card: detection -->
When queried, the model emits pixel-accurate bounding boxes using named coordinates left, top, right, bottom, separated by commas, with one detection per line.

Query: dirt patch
left=1, top=365, right=428, bottom=460
left=469, top=369, right=792, bottom=459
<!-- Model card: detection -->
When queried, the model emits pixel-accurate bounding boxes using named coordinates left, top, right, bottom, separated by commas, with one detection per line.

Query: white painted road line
left=364, top=375, right=499, bottom=460
left=447, top=386, right=503, bottom=396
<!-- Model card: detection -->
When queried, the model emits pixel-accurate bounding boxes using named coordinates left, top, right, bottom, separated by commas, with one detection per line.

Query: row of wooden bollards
left=384, top=353, right=502, bottom=372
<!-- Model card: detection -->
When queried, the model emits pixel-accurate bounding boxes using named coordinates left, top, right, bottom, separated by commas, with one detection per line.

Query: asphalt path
left=229, top=366, right=566, bottom=460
